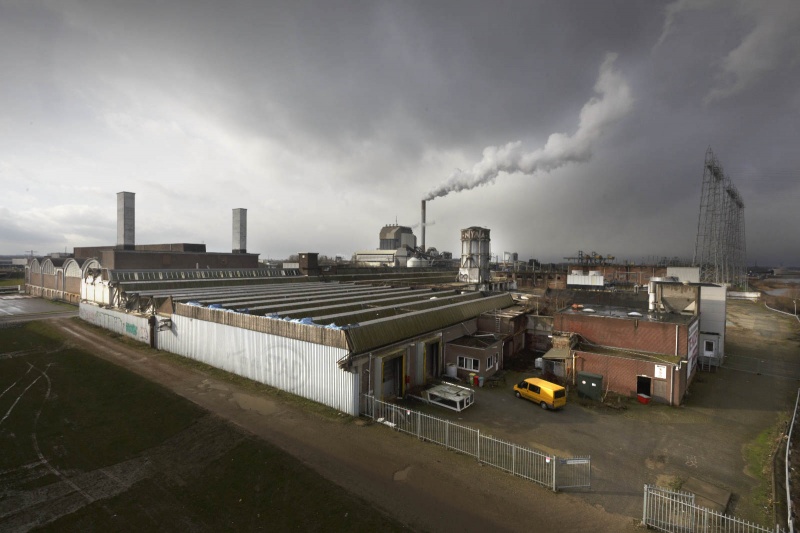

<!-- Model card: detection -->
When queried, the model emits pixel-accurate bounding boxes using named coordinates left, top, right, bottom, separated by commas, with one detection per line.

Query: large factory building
left=60, top=193, right=520, bottom=415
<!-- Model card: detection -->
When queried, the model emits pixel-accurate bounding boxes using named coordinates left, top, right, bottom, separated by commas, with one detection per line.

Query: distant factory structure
left=354, top=225, right=417, bottom=267
left=353, top=201, right=453, bottom=268
left=458, top=226, right=491, bottom=285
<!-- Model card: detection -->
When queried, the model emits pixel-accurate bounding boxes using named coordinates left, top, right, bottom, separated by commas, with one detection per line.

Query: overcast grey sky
left=1, top=0, right=798, bottom=265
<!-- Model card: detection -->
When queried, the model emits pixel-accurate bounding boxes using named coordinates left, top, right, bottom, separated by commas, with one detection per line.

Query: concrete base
left=683, top=476, right=732, bottom=513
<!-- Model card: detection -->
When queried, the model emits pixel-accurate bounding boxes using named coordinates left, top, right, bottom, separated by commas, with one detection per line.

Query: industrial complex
left=22, top=187, right=734, bottom=415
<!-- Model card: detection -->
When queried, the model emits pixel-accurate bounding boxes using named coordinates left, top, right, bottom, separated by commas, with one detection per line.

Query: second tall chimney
left=233, top=208, right=247, bottom=253
left=117, top=191, right=135, bottom=250
left=420, top=200, right=426, bottom=253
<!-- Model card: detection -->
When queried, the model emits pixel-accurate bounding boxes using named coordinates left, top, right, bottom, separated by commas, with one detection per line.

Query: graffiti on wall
left=79, top=305, right=150, bottom=344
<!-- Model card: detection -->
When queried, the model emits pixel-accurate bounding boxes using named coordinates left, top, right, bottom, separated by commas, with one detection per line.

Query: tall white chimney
left=117, top=191, right=135, bottom=250
left=421, top=200, right=426, bottom=253
left=233, top=208, right=247, bottom=253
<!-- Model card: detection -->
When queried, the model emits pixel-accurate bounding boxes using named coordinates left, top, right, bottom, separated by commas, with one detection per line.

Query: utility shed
left=444, top=334, right=504, bottom=382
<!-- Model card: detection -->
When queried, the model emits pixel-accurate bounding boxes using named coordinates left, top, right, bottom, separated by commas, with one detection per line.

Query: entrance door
left=637, top=375, right=651, bottom=395
left=382, top=357, right=403, bottom=399
left=425, top=342, right=440, bottom=380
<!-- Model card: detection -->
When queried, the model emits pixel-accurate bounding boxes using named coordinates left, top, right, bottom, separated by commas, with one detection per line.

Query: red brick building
left=554, top=299, right=700, bottom=405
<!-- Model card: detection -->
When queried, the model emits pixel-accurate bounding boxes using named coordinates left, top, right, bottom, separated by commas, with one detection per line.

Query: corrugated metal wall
left=159, top=315, right=358, bottom=415
left=174, top=303, right=349, bottom=349
left=81, top=279, right=111, bottom=306
left=79, top=304, right=151, bottom=344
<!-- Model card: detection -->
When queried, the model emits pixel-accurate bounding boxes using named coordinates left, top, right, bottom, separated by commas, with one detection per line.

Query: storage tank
left=648, top=277, right=664, bottom=311
left=458, top=227, right=491, bottom=284
left=407, top=257, right=427, bottom=268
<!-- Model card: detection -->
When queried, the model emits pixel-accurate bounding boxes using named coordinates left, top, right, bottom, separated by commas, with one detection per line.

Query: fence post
left=512, top=444, right=516, bottom=475
left=703, top=506, right=708, bottom=532
left=588, top=456, right=592, bottom=489
left=445, top=422, right=449, bottom=450
left=370, top=395, right=375, bottom=421
left=477, top=429, right=480, bottom=463
left=417, top=411, right=421, bottom=440
left=552, top=456, right=557, bottom=492
left=642, top=484, right=648, bottom=527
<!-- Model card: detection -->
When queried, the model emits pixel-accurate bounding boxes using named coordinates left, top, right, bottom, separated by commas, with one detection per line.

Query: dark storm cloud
left=1, top=0, right=798, bottom=265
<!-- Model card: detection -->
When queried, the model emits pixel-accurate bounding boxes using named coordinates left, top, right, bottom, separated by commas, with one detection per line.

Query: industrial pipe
left=675, top=324, right=679, bottom=356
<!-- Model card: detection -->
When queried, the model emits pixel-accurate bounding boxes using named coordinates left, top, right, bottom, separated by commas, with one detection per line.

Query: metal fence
left=642, top=484, right=787, bottom=533
left=785, top=389, right=800, bottom=533
left=360, top=394, right=590, bottom=491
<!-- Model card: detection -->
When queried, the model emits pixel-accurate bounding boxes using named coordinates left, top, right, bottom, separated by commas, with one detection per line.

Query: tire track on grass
left=0, top=365, right=41, bottom=427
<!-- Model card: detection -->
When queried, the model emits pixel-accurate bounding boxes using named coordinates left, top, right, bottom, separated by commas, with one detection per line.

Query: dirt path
left=54, top=318, right=639, bottom=532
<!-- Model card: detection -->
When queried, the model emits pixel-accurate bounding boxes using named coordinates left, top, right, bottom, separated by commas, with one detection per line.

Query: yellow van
left=513, top=377, right=566, bottom=410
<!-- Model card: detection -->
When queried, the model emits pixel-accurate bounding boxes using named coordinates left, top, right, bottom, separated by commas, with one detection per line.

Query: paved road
left=0, top=295, right=78, bottom=324
left=405, top=299, right=800, bottom=522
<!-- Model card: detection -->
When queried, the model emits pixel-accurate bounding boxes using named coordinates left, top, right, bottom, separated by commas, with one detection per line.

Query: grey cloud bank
left=0, top=0, right=798, bottom=265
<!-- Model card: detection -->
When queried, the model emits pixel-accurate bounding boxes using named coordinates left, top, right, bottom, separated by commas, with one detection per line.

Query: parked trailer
left=409, top=382, right=475, bottom=412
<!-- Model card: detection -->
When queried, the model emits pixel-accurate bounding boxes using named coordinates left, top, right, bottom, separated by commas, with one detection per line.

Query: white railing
left=360, top=394, right=590, bottom=491
left=786, top=389, right=800, bottom=533
left=643, top=484, right=786, bottom=533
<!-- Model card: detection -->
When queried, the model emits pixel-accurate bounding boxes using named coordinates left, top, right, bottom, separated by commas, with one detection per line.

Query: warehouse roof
left=346, top=293, right=514, bottom=354
left=558, top=305, right=696, bottom=325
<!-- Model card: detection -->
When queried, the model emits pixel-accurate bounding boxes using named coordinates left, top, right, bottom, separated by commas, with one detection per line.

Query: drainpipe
left=670, top=366, right=674, bottom=406
left=439, top=332, right=444, bottom=379
left=368, top=353, right=374, bottom=396
left=572, top=350, right=576, bottom=387
left=148, top=314, right=156, bottom=349
left=675, top=325, right=679, bottom=356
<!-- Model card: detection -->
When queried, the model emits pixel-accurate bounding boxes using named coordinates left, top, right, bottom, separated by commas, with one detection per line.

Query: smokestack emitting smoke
left=424, top=53, right=632, bottom=201
left=421, top=200, right=426, bottom=252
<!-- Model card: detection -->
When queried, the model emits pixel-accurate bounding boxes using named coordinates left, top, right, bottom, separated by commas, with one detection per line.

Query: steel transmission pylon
left=692, top=148, right=746, bottom=288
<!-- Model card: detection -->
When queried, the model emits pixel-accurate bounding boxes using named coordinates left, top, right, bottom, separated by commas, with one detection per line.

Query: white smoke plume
left=424, top=52, right=633, bottom=201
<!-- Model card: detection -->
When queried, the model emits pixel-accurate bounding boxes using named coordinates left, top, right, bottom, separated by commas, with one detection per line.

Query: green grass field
left=0, top=322, right=407, bottom=532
